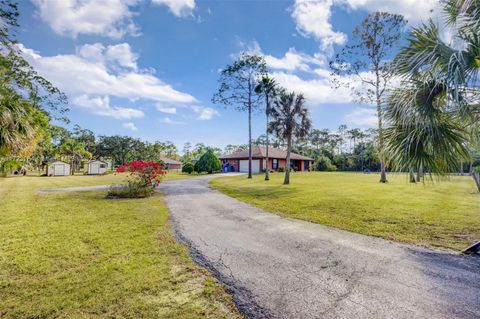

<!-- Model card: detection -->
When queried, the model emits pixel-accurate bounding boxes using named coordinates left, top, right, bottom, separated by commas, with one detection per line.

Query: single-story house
left=160, top=157, right=182, bottom=170
left=219, top=146, right=314, bottom=173
left=85, top=159, right=108, bottom=175
left=46, top=160, right=71, bottom=176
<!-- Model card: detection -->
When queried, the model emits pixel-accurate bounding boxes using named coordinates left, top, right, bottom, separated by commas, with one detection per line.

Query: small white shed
left=47, top=160, right=71, bottom=176
left=86, top=159, right=108, bottom=175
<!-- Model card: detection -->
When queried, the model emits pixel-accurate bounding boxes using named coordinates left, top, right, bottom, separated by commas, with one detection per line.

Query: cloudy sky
left=18, top=0, right=440, bottom=149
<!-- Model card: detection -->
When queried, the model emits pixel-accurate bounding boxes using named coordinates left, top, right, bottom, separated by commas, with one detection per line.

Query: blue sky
left=17, top=0, right=440, bottom=150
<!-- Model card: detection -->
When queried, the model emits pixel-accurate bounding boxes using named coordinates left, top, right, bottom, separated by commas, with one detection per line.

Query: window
left=272, top=159, right=278, bottom=169
left=100, top=164, right=107, bottom=168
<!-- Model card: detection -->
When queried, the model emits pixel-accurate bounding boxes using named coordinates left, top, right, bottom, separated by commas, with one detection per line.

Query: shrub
left=196, top=149, right=221, bottom=174
left=106, top=179, right=155, bottom=198
left=278, top=167, right=285, bottom=172
left=182, top=162, right=194, bottom=174
left=315, top=156, right=336, bottom=171
left=473, top=166, right=480, bottom=173
left=108, top=160, right=166, bottom=198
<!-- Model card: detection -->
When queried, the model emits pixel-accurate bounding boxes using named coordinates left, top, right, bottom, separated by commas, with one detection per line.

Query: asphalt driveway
left=159, top=174, right=480, bottom=319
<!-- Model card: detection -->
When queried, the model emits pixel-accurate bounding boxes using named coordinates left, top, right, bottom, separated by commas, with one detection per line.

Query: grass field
left=0, top=175, right=240, bottom=318
left=210, top=172, right=480, bottom=251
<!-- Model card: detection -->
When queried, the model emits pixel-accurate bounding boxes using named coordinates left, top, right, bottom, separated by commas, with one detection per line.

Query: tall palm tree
left=386, top=0, right=480, bottom=190
left=268, top=91, right=311, bottom=185
left=255, top=75, right=277, bottom=181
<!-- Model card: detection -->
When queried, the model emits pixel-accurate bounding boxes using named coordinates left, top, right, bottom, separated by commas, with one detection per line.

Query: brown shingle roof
left=219, top=146, right=313, bottom=161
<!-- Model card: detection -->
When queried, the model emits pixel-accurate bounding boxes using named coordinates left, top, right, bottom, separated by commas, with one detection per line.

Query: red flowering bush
left=108, top=161, right=166, bottom=198
left=116, top=160, right=166, bottom=188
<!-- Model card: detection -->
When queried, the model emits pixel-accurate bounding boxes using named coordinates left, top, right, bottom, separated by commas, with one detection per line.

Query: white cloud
left=74, top=95, right=144, bottom=119
left=345, top=108, right=377, bottom=127
left=21, top=43, right=195, bottom=103
left=78, top=43, right=138, bottom=70
left=291, top=0, right=439, bottom=52
left=160, top=117, right=186, bottom=125
left=152, top=0, right=195, bottom=17
left=123, top=122, right=138, bottom=131
left=292, top=0, right=347, bottom=50
left=195, top=107, right=219, bottom=120
left=339, top=0, right=439, bottom=24
left=272, top=71, right=352, bottom=105
left=155, top=104, right=177, bottom=114
left=32, top=0, right=139, bottom=39
left=19, top=43, right=197, bottom=120
left=265, top=48, right=326, bottom=72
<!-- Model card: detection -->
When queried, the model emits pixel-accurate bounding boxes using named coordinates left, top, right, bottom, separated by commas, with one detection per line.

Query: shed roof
left=88, top=159, right=107, bottom=164
left=48, top=159, right=69, bottom=164
left=219, top=146, right=313, bottom=161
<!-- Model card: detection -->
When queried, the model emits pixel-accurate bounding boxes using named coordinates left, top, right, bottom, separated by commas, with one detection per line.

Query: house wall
left=86, top=161, right=108, bottom=175
left=166, top=163, right=182, bottom=170
left=221, top=158, right=312, bottom=172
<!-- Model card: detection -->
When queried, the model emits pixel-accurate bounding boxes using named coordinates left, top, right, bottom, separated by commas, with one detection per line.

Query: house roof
left=219, top=146, right=313, bottom=161
left=160, top=157, right=182, bottom=165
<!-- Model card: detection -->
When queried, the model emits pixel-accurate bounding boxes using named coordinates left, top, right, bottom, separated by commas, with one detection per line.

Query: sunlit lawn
left=0, top=175, right=240, bottom=318
left=210, top=172, right=480, bottom=251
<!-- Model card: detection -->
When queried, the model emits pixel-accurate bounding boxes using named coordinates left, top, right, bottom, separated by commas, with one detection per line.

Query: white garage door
left=90, top=163, right=99, bottom=174
left=54, top=164, right=65, bottom=176
left=239, top=160, right=260, bottom=173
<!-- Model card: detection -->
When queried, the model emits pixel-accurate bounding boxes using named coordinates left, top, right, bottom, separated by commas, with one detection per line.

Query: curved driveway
left=159, top=174, right=480, bottom=319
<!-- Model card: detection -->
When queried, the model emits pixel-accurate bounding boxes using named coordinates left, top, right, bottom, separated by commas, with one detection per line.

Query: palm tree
left=255, top=75, right=277, bottom=181
left=386, top=0, right=480, bottom=190
left=58, top=138, right=92, bottom=175
left=0, top=89, right=48, bottom=157
left=268, top=91, right=311, bottom=185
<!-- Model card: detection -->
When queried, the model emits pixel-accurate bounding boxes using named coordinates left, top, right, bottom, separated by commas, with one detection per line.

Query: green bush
left=182, top=162, right=194, bottom=174
left=106, top=178, right=155, bottom=199
left=473, top=166, right=480, bottom=173
left=196, top=149, right=221, bottom=174
left=315, top=156, right=337, bottom=171
left=278, top=167, right=285, bottom=173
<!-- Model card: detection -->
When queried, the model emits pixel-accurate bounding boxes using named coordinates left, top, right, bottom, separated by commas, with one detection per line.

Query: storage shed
left=47, top=160, right=71, bottom=176
left=86, top=159, right=108, bottom=175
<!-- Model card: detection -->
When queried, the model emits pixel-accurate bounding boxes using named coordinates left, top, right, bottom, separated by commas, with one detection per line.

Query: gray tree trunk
left=248, top=79, right=252, bottom=179
left=473, top=171, right=480, bottom=193
left=416, top=164, right=423, bottom=182
left=409, top=167, right=416, bottom=183
left=265, top=95, right=270, bottom=181
left=284, top=135, right=292, bottom=185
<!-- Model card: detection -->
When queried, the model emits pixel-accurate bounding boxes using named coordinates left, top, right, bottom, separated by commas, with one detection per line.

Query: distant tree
left=224, top=144, right=247, bottom=154
left=195, top=149, right=221, bottom=174
left=255, top=75, right=278, bottom=181
left=58, top=138, right=92, bottom=174
left=330, top=12, right=406, bottom=183
left=269, top=91, right=311, bottom=185
left=182, top=142, right=192, bottom=162
left=95, top=136, right=137, bottom=166
left=212, top=53, right=266, bottom=178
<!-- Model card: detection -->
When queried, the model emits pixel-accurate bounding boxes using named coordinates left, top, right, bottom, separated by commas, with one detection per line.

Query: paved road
left=159, top=175, right=480, bottom=319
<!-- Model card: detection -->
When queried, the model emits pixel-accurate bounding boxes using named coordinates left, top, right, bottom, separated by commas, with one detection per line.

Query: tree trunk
left=416, top=164, right=423, bottom=182
left=265, top=95, right=270, bottom=181
left=284, top=135, right=292, bottom=185
left=473, top=171, right=480, bottom=193
left=377, top=94, right=387, bottom=183
left=409, top=167, right=416, bottom=183
left=248, top=81, right=252, bottom=179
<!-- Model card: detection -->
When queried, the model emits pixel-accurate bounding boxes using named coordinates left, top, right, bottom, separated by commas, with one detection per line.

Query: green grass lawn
left=210, top=172, right=480, bottom=251
left=0, top=175, right=240, bottom=318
